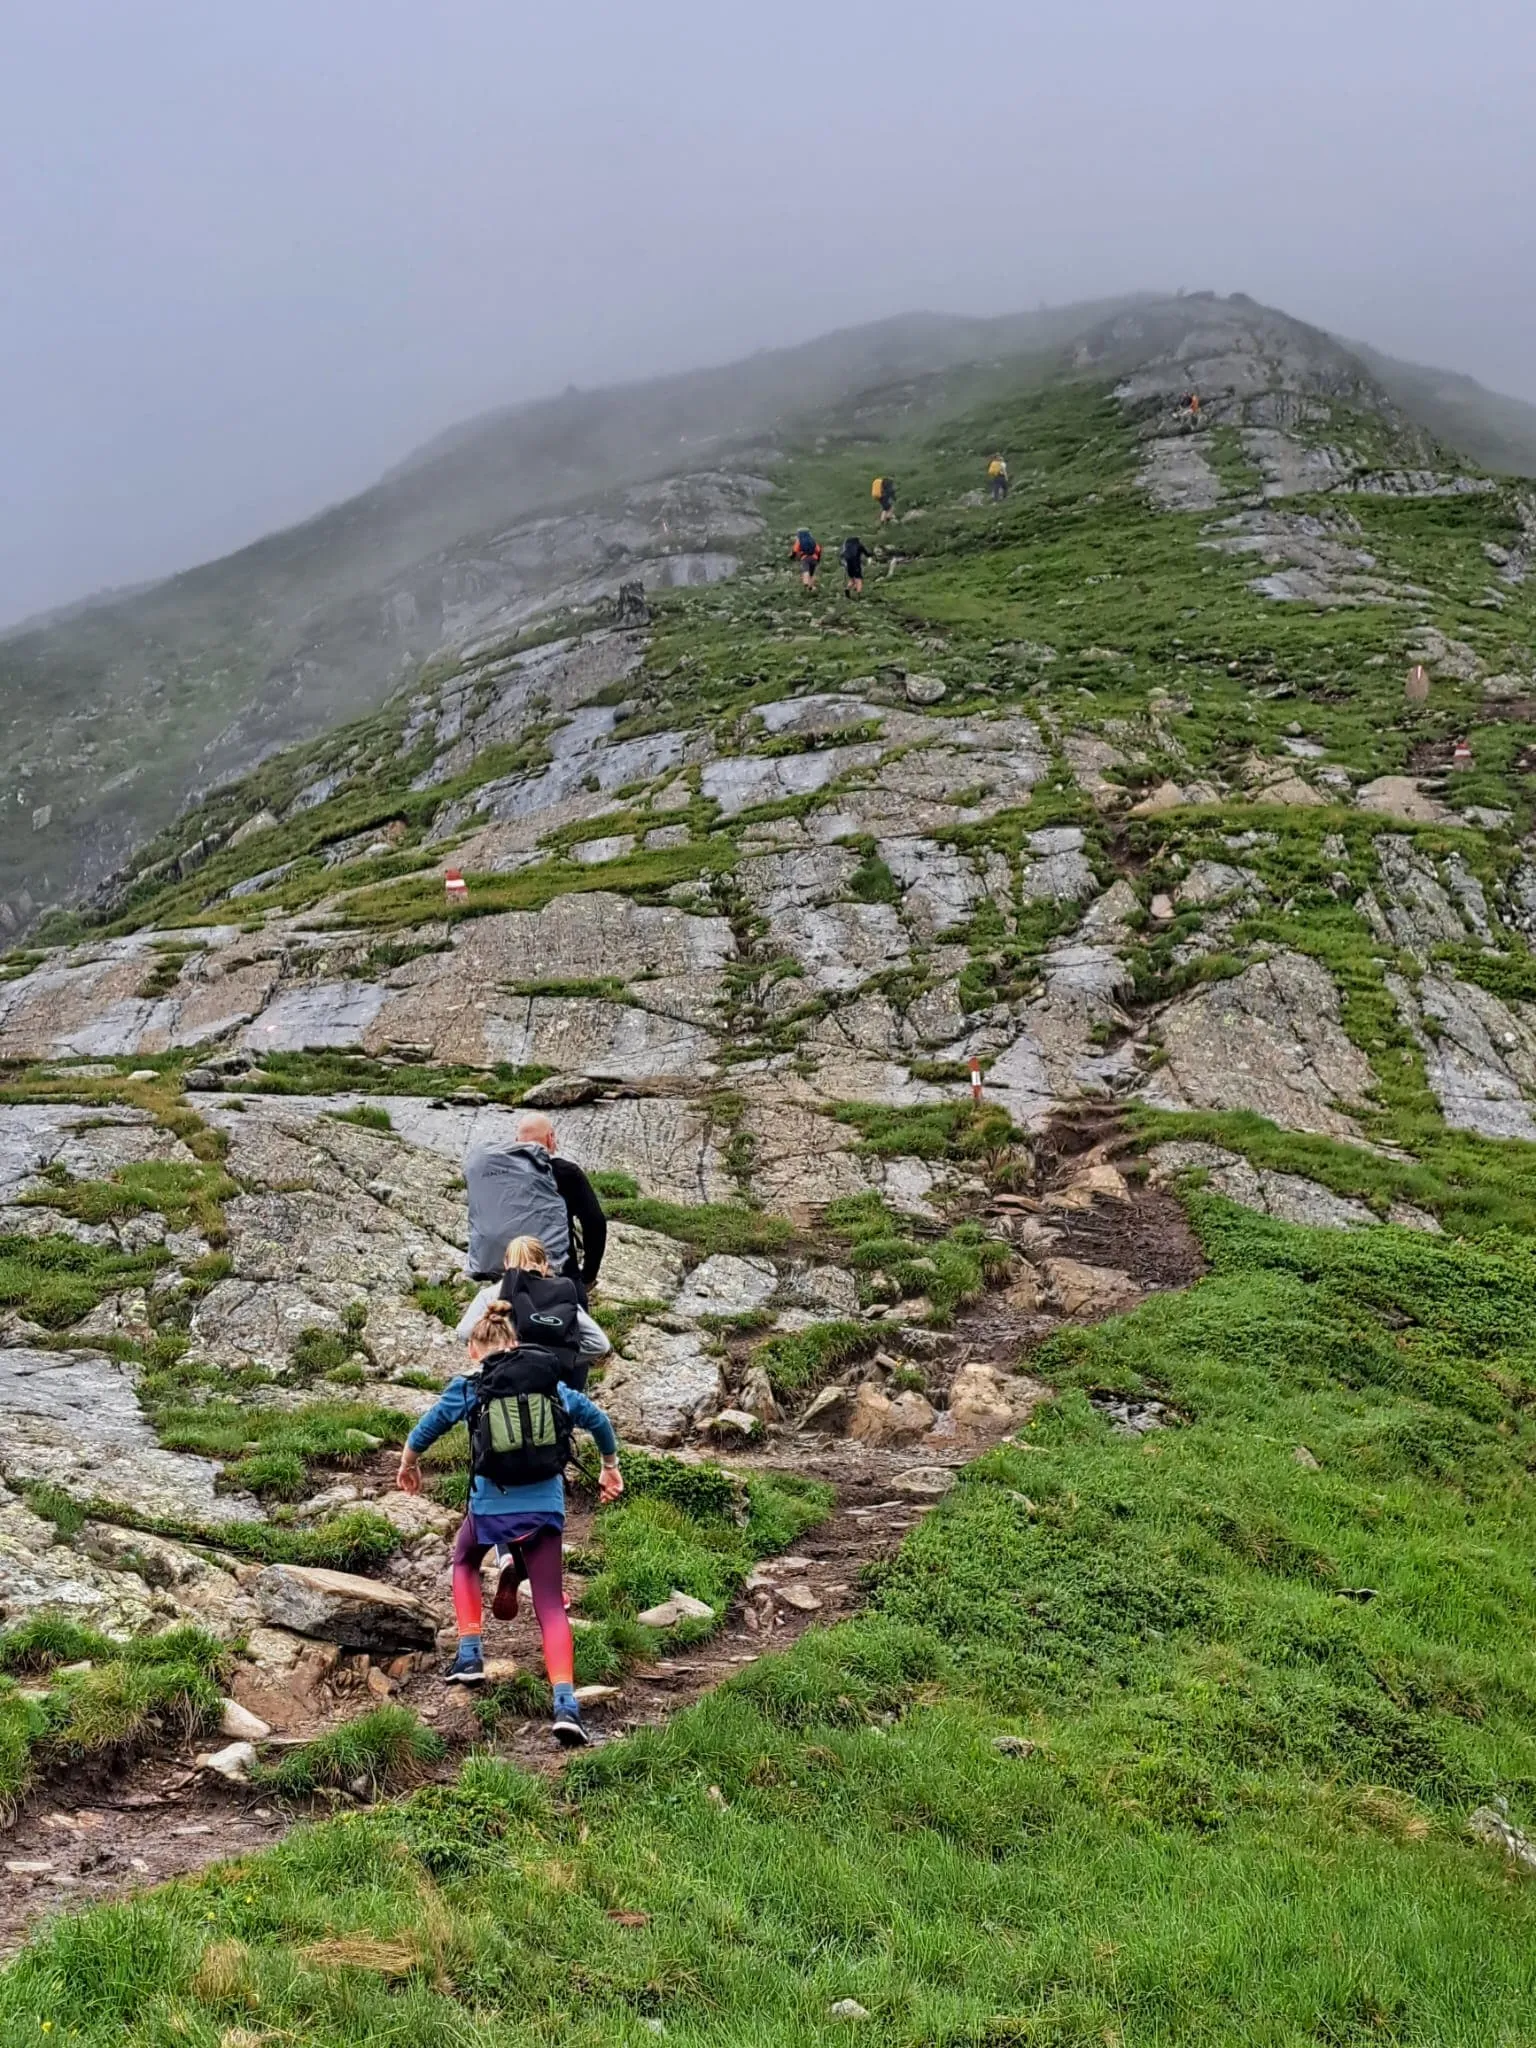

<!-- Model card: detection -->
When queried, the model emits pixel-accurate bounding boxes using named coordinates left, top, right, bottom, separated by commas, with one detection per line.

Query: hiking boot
left=491, top=1563, right=522, bottom=1621
left=444, top=1644, right=485, bottom=1686
left=551, top=1700, right=589, bottom=1747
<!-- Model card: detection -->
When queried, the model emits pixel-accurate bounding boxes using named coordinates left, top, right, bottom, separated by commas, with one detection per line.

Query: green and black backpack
left=468, top=1345, right=574, bottom=1486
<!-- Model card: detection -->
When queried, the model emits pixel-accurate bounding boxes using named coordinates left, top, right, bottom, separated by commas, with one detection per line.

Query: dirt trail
left=0, top=1444, right=945, bottom=1953
left=0, top=1120, right=1207, bottom=1953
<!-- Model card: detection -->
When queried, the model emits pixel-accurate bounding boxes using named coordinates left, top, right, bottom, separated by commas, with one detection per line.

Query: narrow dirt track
left=0, top=1132, right=1207, bottom=1954
left=0, top=1443, right=949, bottom=1953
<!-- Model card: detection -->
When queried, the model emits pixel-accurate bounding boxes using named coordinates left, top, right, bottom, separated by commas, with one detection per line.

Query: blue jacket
left=406, top=1373, right=618, bottom=1520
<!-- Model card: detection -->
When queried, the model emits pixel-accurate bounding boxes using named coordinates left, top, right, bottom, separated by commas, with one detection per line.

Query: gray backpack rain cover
left=464, top=1141, right=570, bottom=1279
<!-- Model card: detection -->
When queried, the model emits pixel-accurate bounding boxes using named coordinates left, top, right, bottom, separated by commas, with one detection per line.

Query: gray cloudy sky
left=2, top=0, right=1531, bottom=626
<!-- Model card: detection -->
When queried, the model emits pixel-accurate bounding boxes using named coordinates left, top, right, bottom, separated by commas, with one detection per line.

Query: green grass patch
left=0, top=1231, right=166, bottom=1329
left=750, top=1317, right=880, bottom=1396
left=254, top=1705, right=446, bottom=1797
left=825, top=1193, right=1013, bottom=1322
left=328, top=1102, right=393, bottom=1132
left=26, top=1158, right=236, bottom=1238
left=604, top=1194, right=794, bottom=1258
left=248, top=1049, right=550, bottom=1102
left=0, top=1624, right=227, bottom=1815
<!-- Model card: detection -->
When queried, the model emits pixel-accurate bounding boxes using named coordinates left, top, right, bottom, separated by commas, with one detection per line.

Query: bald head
left=517, top=1112, right=557, bottom=1153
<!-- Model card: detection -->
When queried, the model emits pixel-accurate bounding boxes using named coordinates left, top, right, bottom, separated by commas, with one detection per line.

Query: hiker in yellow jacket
left=987, top=455, right=1009, bottom=503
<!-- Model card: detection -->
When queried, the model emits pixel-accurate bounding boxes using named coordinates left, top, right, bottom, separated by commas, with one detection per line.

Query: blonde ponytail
left=469, top=1297, right=518, bottom=1353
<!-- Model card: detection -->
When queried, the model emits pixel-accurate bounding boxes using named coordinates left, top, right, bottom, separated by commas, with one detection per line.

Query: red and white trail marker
left=444, top=868, right=468, bottom=903
left=970, top=1057, right=984, bottom=1104
left=1451, top=737, right=1473, bottom=768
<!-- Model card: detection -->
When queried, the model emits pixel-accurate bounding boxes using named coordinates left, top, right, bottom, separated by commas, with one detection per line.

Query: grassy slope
left=7, top=367, right=1536, bottom=2038
left=4, top=1202, right=1534, bottom=2041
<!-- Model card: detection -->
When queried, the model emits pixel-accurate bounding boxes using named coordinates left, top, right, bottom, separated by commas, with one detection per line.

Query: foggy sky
left=3, top=0, right=1532, bottom=627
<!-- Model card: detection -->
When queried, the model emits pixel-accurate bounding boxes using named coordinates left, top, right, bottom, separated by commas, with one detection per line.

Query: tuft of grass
left=329, top=1102, right=393, bottom=1132
left=25, top=1159, right=237, bottom=1238
left=751, top=1317, right=879, bottom=1396
left=0, top=1625, right=228, bottom=1814
left=0, top=1231, right=166, bottom=1329
left=824, top=1193, right=1012, bottom=1322
left=0, top=1614, right=116, bottom=1676
left=255, top=1705, right=447, bottom=1796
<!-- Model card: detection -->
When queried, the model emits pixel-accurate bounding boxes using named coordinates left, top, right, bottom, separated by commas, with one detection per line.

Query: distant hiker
left=791, top=529, right=822, bottom=590
left=397, top=1288, right=623, bottom=1741
left=464, top=1113, right=607, bottom=1298
left=1182, top=391, right=1201, bottom=429
left=872, top=476, right=896, bottom=524
left=841, top=535, right=872, bottom=596
left=456, top=1233, right=613, bottom=1391
left=987, top=455, right=1009, bottom=502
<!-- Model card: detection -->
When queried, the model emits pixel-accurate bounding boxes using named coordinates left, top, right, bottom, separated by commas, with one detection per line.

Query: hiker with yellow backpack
left=987, top=454, right=1009, bottom=502
left=872, top=475, right=896, bottom=523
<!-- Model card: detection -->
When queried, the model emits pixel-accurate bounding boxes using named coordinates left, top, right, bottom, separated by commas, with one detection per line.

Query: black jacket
left=551, top=1156, right=607, bottom=1286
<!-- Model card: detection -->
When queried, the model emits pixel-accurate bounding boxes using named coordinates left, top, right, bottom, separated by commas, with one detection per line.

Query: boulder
left=0, top=1345, right=262, bottom=1527
left=845, top=1383, right=936, bottom=1446
left=636, top=1590, right=714, bottom=1628
left=800, top=1385, right=852, bottom=1433
left=1144, top=950, right=1374, bottom=1138
left=1043, top=1258, right=1141, bottom=1318
left=890, top=1466, right=957, bottom=1497
left=947, top=1362, right=1050, bottom=1433
left=595, top=1221, right=687, bottom=1305
left=521, top=1074, right=602, bottom=1109
left=196, top=1740, right=257, bottom=1783
left=738, top=1364, right=780, bottom=1423
left=219, top=1698, right=272, bottom=1742
left=253, top=1564, right=441, bottom=1652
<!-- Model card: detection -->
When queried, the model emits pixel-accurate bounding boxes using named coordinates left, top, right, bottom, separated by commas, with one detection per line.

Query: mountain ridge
left=5, top=289, right=1536, bottom=941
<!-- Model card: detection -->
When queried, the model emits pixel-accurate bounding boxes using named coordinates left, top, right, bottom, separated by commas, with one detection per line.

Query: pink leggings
left=451, top=1518, right=574, bottom=1688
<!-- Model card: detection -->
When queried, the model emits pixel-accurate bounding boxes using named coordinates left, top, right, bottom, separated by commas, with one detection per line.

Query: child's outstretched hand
left=396, top=1448, right=422, bottom=1496
left=599, top=1457, right=624, bottom=1505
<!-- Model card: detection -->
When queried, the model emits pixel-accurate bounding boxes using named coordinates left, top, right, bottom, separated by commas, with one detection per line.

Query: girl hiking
left=455, top=1232, right=613, bottom=1388
left=397, top=1263, right=623, bottom=1746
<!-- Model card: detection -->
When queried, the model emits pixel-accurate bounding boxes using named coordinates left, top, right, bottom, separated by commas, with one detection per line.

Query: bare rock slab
left=600, top=1324, right=722, bottom=1445
left=1144, top=950, right=1374, bottom=1138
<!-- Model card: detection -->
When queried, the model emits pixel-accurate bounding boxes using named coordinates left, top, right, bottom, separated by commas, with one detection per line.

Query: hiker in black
left=842, top=536, right=872, bottom=596
left=875, top=477, right=896, bottom=524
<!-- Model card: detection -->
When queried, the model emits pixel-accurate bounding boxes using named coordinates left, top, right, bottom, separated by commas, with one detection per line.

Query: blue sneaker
left=444, top=1642, right=485, bottom=1686
left=551, top=1689, right=588, bottom=1746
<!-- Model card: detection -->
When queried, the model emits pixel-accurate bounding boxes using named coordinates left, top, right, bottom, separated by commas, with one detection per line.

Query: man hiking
left=872, top=476, right=896, bottom=524
left=464, top=1111, right=607, bottom=1298
left=987, top=454, right=1009, bottom=502
left=790, top=529, right=822, bottom=591
left=841, top=535, right=872, bottom=597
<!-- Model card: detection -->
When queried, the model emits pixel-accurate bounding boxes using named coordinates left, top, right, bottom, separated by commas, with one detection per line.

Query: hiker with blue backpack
left=790, top=528, right=822, bottom=591
left=396, top=1237, right=623, bottom=1746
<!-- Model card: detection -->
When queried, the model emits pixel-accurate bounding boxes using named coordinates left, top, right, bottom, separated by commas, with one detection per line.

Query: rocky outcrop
left=1389, top=973, right=1536, bottom=1141
left=1144, top=952, right=1375, bottom=1137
